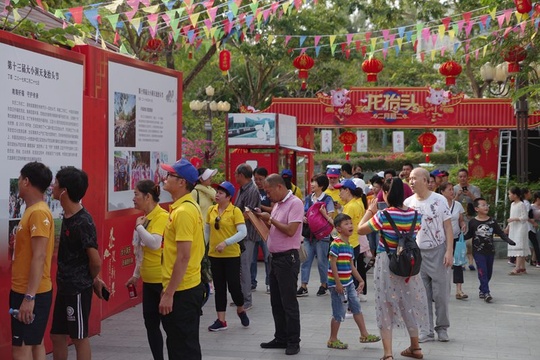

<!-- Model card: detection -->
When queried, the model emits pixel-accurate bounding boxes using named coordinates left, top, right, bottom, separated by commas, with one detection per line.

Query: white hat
left=352, top=178, right=367, bottom=193
left=200, top=168, right=218, bottom=181
left=377, top=171, right=384, bottom=178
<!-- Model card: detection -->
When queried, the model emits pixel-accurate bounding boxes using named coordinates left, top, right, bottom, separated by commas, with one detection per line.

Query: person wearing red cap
left=159, top=158, right=206, bottom=360
left=325, top=167, right=344, bottom=212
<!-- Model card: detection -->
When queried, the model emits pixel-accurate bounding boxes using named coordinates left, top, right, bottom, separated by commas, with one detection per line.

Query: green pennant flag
left=119, top=43, right=129, bottom=55
left=107, top=14, right=120, bottom=30
left=330, top=44, right=337, bottom=56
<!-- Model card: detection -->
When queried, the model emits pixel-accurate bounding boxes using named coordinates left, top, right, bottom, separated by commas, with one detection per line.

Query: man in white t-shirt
left=404, top=168, right=454, bottom=343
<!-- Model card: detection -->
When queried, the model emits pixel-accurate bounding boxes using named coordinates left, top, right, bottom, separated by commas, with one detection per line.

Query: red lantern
left=143, top=39, right=163, bottom=62
left=293, top=53, right=315, bottom=90
left=439, top=60, right=462, bottom=85
left=515, top=0, right=533, bottom=14
left=418, top=131, right=437, bottom=163
left=219, top=49, right=231, bottom=75
left=189, top=156, right=203, bottom=169
left=361, top=58, right=384, bottom=82
left=339, top=131, right=357, bottom=161
left=503, top=45, right=527, bottom=73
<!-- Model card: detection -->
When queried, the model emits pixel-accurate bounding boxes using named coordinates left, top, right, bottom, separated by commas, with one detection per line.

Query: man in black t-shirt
left=50, top=167, right=103, bottom=360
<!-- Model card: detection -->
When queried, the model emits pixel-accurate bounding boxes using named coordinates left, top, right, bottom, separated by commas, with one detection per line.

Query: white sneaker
left=358, top=294, right=367, bottom=302
left=418, top=334, right=435, bottom=343
left=345, top=311, right=353, bottom=319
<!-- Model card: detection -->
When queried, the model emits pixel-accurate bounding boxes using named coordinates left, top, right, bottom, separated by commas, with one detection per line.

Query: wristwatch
left=24, top=294, right=35, bottom=301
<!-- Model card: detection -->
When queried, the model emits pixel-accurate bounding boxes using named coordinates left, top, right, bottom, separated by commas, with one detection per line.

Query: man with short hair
left=454, top=168, right=481, bottom=209
left=10, top=162, right=55, bottom=360
left=401, top=162, right=414, bottom=183
left=404, top=168, right=454, bottom=343
left=252, top=167, right=271, bottom=293
left=234, top=163, right=261, bottom=308
left=325, top=168, right=343, bottom=211
left=50, top=167, right=102, bottom=360
left=257, top=174, right=303, bottom=355
left=159, top=159, right=205, bottom=360
left=340, top=163, right=353, bottom=180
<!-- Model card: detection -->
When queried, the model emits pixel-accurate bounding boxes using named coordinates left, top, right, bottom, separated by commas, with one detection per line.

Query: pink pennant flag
left=520, top=21, right=527, bottom=34
left=271, top=1, right=279, bottom=13
left=35, top=0, right=45, bottom=10
left=124, top=8, right=137, bottom=21
left=382, top=29, right=390, bottom=41
left=346, top=33, right=353, bottom=45
left=503, top=26, right=512, bottom=37
left=457, top=20, right=465, bottom=34
left=462, top=12, right=471, bottom=23
left=440, top=46, right=446, bottom=57
left=182, top=25, right=192, bottom=35
left=294, top=0, right=302, bottom=11
left=431, top=34, right=438, bottom=47
left=263, top=9, right=271, bottom=22
left=284, top=35, right=292, bottom=46
left=204, top=18, right=212, bottom=31
left=422, top=28, right=430, bottom=42
left=442, top=17, right=451, bottom=30
left=235, top=0, right=242, bottom=7
left=355, top=40, right=361, bottom=52
left=382, top=48, right=388, bottom=60
left=389, top=34, right=396, bottom=46
left=497, top=14, right=505, bottom=28
left=465, top=54, right=470, bottom=64
left=314, top=35, right=321, bottom=47
left=147, top=13, right=159, bottom=38
left=114, top=31, right=120, bottom=45
left=237, top=13, right=245, bottom=26
left=126, top=0, right=140, bottom=10
left=63, top=20, right=68, bottom=29
left=168, top=33, right=173, bottom=46
left=300, top=47, right=307, bottom=54
left=207, top=7, right=218, bottom=22
left=504, top=9, right=513, bottom=24
left=161, top=13, right=171, bottom=27
left=255, top=34, right=261, bottom=42
left=475, top=49, right=480, bottom=60
left=203, top=0, right=214, bottom=9
left=464, top=39, right=471, bottom=52
left=69, top=7, right=84, bottom=24
left=465, top=21, right=474, bottom=37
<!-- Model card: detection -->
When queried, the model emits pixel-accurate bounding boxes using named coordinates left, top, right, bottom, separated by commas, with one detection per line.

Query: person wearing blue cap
left=325, top=167, right=344, bottom=212
left=206, top=181, right=249, bottom=332
left=159, top=158, right=206, bottom=360
left=281, top=169, right=303, bottom=199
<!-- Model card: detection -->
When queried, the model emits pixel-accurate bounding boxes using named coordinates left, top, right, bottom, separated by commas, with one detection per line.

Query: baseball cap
left=214, top=181, right=236, bottom=198
left=326, top=168, right=340, bottom=178
left=430, top=169, right=442, bottom=177
left=199, top=168, right=218, bottom=181
left=439, top=170, right=449, bottom=177
left=281, top=169, right=293, bottom=178
left=334, top=179, right=356, bottom=191
left=377, top=171, right=384, bottom=177
left=161, top=158, right=199, bottom=185
left=352, top=178, right=367, bottom=192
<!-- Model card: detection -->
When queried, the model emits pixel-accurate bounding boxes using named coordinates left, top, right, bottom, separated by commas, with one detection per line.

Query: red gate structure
left=257, top=87, right=540, bottom=181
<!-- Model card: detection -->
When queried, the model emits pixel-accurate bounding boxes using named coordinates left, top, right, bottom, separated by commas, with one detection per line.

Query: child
left=327, top=214, right=380, bottom=349
left=464, top=198, right=516, bottom=303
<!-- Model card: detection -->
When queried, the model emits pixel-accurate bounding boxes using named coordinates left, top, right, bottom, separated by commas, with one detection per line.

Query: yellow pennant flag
left=282, top=1, right=290, bottom=14
left=438, top=25, right=445, bottom=40
left=12, top=8, right=21, bottom=21
left=448, top=29, right=455, bottom=42
left=257, top=10, right=263, bottom=22
left=370, top=37, right=377, bottom=52
left=202, top=26, right=210, bottom=39
left=329, top=35, right=336, bottom=47
left=189, top=13, right=200, bottom=27
left=489, top=7, right=497, bottom=20
left=210, top=27, right=217, bottom=39
left=431, top=49, right=436, bottom=61
left=73, top=36, right=86, bottom=46
left=267, top=34, right=275, bottom=45
left=515, top=11, right=523, bottom=23
left=396, top=37, right=403, bottom=49
left=104, top=0, right=123, bottom=13
left=142, top=5, right=159, bottom=13
left=101, top=38, right=107, bottom=49
left=483, top=45, right=488, bottom=58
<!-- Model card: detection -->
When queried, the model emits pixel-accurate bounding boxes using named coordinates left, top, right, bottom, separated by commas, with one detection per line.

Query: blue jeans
left=251, top=239, right=269, bottom=287
left=473, top=253, right=494, bottom=294
left=300, top=239, right=329, bottom=286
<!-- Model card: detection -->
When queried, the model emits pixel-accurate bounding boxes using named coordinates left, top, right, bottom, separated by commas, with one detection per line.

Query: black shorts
left=50, top=286, right=93, bottom=339
left=10, top=290, right=53, bottom=346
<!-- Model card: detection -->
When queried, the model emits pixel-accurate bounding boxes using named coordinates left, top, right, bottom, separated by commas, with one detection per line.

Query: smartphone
left=462, top=186, right=468, bottom=192
left=246, top=206, right=260, bottom=213
left=101, top=287, right=110, bottom=301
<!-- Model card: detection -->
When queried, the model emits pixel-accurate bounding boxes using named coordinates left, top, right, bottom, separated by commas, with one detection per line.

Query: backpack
left=306, top=199, right=333, bottom=240
left=381, top=210, right=421, bottom=283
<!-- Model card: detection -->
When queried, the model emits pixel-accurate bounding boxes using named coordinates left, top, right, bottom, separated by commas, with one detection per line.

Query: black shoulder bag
left=380, top=210, right=421, bottom=283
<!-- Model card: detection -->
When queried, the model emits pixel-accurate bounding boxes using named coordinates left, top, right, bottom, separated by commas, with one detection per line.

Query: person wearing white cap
left=191, top=167, right=218, bottom=222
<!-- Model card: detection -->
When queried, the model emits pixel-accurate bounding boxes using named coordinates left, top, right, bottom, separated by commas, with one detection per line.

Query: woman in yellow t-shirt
left=126, top=180, right=168, bottom=360
left=206, top=181, right=249, bottom=331
left=335, top=179, right=369, bottom=302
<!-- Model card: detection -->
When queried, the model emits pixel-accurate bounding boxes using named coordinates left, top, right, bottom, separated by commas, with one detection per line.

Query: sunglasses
left=214, top=216, right=221, bottom=230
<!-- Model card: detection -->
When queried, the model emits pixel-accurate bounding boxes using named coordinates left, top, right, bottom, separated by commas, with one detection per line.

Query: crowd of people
left=10, top=159, right=539, bottom=360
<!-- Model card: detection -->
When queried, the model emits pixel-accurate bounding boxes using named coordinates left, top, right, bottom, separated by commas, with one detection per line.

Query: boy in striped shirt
left=327, top=214, right=380, bottom=349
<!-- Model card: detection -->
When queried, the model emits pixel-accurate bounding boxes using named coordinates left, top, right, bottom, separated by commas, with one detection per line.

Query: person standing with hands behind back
left=125, top=180, right=168, bottom=360
left=11, top=162, right=55, bottom=360
left=50, top=167, right=102, bottom=360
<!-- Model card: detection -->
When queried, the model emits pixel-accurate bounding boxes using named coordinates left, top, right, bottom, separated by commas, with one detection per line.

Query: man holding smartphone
left=50, top=167, right=102, bottom=360
left=454, top=168, right=481, bottom=210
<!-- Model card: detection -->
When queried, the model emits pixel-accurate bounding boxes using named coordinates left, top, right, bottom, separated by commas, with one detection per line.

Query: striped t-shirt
left=327, top=238, right=354, bottom=287
left=367, top=207, right=421, bottom=254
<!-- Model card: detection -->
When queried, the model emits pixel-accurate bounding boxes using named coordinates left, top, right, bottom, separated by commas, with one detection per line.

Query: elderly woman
left=358, top=177, right=429, bottom=360
left=126, top=180, right=169, bottom=360
left=206, top=181, right=249, bottom=331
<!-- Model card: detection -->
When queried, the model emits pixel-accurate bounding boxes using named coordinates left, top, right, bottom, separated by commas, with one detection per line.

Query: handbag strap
left=382, top=209, right=418, bottom=249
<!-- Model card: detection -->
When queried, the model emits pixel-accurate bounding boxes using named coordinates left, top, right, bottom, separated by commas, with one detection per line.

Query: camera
left=462, top=186, right=468, bottom=192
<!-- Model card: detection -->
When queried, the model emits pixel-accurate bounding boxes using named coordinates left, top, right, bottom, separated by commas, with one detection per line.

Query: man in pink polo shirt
left=256, top=174, right=303, bottom=356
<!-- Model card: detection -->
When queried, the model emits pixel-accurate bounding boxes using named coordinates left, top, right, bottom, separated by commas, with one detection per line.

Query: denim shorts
left=329, top=282, right=362, bottom=322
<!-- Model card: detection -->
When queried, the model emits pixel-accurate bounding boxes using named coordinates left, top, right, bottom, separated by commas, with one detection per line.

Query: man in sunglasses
left=159, top=159, right=205, bottom=360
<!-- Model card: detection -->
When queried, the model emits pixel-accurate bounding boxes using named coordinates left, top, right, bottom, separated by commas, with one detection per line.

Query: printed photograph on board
left=130, top=151, right=151, bottom=190
left=114, top=92, right=137, bottom=147
left=227, top=113, right=276, bottom=145
left=114, top=151, right=131, bottom=192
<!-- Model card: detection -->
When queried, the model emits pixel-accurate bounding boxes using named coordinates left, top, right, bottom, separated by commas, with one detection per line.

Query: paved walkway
left=47, top=259, right=540, bottom=360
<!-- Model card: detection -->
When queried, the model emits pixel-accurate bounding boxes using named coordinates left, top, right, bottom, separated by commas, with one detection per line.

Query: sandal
left=327, top=339, right=348, bottom=349
left=508, top=270, right=521, bottom=275
left=401, top=347, right=423, bottom=359
left=455, top=292, right=468, bottom=300
left=366, top=257, right=376, bottom=270
left=380, top=356, right=394, bottom=360
left=360, top=334, right=381, bottom=343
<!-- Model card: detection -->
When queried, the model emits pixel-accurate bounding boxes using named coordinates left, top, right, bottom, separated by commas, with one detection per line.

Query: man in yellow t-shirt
left=160, top=158, right=205, bottom=360
left=10, top=162, right=55, bottom=359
